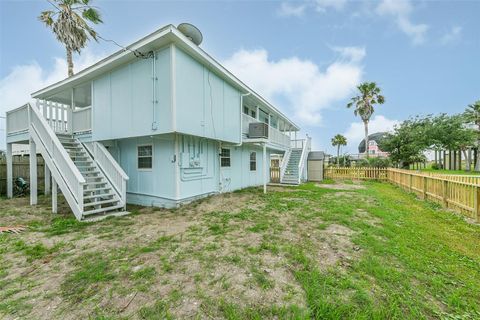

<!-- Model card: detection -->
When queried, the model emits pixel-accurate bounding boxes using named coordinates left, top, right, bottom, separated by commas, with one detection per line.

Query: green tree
left=331, top=134, right=347, bottom=166
left=347, top=82, right=385, bottom=158
left=463, top=100, right=480, bottom=170
left=379, top=117, right=430, bottom=168
left=432, top=113, right=475, bottom=171
left=39, top=0, right=102, bottom=77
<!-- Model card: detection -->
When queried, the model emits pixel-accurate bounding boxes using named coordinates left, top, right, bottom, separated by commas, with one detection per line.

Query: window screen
left=250, top=152, right=256, bottom=171
left=220, top=148, right=231, bottom=167
left=138, top=145, right=153, bottom=169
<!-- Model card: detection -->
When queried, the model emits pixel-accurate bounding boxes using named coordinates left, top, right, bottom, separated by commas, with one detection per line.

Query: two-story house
left=5, top=24, right=311, bottom=221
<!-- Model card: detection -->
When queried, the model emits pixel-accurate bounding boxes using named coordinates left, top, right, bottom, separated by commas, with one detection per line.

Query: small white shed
left=307, top=151, right=324, bottom=181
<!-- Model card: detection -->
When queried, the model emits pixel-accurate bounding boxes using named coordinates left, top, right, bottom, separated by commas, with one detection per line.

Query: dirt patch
left=315, top=224, right=360, bottom=270
left=316, top=182, right=366, bottom=191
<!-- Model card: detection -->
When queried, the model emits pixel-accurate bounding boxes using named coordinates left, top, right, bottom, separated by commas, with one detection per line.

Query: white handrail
left=279, top=148, right=292, bottom=183
left=26, top=103, right=86, bottom=219
left=6, top=104, right=29, bottom=134
left=84, top=142, right=129, bottom=207
left=297, top=136, right=311, bottom=184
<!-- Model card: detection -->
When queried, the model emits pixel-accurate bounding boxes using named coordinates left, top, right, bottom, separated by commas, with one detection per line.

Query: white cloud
left=343, top=115, right=400, bottom=153
left=314, top=0, right=347, bottom=12
left=331, top=46, right=366, bottom=63
left=441, top=26, right=462, bottom=45
left=277, top=2, right=307, bottom=17
left=0, top=50, right=103, bottom=149
left=223, top=46, right=365, bottom=125
left=376, top=0, right=428, bottom=45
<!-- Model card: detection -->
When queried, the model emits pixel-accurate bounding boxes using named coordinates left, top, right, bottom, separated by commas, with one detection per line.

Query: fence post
left=423, top=176, right=427, bottom=199
left=475, top=186, right=480, bottom=222
left=442, top=180, right=448, bottom=208
left=409, top=174, right=412, bottom=192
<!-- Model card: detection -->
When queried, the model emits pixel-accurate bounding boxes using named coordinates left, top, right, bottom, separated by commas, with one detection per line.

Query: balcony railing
left=242, top=113, right=291, bottom=149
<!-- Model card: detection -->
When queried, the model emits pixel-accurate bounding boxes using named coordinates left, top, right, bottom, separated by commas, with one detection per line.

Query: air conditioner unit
left=249, top=122, right=269, bottom=139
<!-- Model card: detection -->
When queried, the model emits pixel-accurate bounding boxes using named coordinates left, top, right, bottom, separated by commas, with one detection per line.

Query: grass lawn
left=1, top=181, right=479, bottom=319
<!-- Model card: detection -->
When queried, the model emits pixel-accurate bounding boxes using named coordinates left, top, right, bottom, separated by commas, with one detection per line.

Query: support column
left=52, top=178, right=57, bottom=213
left=30, top=139, right=37, bottom=205
left=44, top=165, right=51, bottom=195
left=263, top=143, right=267, bottom=194
left=6, top=143, right=13, bottom=198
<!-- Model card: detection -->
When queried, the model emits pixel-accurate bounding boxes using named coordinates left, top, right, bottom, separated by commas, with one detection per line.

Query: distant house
left=358, top=132, right=389, bottom=157
left=5, top=24, right=311, bottom=221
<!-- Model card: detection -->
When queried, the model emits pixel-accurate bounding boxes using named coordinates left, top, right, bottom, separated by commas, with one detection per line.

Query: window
left=250, top=110, right=256, bottom=119
left=243, top=106, right=249, bottom=115
left=138, top=145, right=153, bottom=169
left=250, top=152, right=256, bottom=171
left=220, top=148, right=231, bottom=167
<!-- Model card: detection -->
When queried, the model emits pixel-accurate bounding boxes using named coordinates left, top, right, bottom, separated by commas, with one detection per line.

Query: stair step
left=84, top=198, right=120, bottom=207
left=84, top=187, right=112, bottom=193
left=84, top=181, right=108, bottom=186
left=85, top=176, right=104, bottom=181
left=82, top=204, right=125, bottom=217
left=84, top=193, right=115, bottom=200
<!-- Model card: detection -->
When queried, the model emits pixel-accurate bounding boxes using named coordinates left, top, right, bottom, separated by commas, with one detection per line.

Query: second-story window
left=243, top=106, right=249, bottom=115
left=220, top=148, right=231, bottom=167
left=250, top=152, right=256, bottom=171
left=250, top=110, right=256, bottom=119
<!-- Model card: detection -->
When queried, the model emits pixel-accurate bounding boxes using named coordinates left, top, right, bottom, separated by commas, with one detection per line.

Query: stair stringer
left=29, top=125, right=84, bottom=220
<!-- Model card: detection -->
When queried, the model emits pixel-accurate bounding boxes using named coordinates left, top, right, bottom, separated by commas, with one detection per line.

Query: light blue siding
left=92, top=47, right=171, bottom=141
left=115, top=134, right=176, bottom=202
left=219, top=145, right=271, bottom=193
left=110, top=133, right=271, bottom=207
left=175, top=48, right=241, bottom=143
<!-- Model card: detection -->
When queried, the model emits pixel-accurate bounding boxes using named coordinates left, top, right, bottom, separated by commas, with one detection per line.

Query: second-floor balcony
left=242, top=113, right=293, bottom=150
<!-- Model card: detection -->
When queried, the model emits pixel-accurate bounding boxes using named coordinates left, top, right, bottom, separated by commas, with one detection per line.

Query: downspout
left=233, top=92, right=251, bottom=147
left=151, top=51, right=158, bottom=130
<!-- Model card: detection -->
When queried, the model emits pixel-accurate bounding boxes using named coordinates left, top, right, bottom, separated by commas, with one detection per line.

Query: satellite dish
left=177, top=23, right=203, bottom=46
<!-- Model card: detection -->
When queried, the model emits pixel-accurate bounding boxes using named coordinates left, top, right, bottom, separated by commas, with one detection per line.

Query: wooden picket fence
left=324, top=167, right=388, bottom=180
left=0, top=157, right=45, bottom=195
left=324, top=167, right=480, bottom=221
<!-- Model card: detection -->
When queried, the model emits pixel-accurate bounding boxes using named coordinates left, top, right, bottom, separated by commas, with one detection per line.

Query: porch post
left=6, top=143, right=13, bottom=198
left=52, top=178, right=58, bottom=213
left=44, top=164, right=51, bottom=195
left=69, top=87, right=74, bottom=134
left=263, top=143, right=267, bottom=194
left=29, top=139, right=37, bottom=205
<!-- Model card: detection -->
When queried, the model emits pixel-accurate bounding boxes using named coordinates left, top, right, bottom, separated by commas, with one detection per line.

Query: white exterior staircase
left=57, top=134, right=126, bottom=219
left=280, top=137, right=311, bottom=185
left=282, top=149, right=302, bottom=184
left=6, top=103, right=128, bottom=221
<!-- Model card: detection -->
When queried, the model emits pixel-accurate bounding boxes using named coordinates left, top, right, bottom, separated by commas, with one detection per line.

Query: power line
left=97, top=35, right=154, bottom=60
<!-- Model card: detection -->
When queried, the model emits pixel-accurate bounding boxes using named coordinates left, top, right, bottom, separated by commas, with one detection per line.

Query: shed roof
left=308, top=151, right=325, bottom=160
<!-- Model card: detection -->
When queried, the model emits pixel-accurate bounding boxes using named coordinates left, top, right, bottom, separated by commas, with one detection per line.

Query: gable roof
left=32, top=24, right=299, bottom=130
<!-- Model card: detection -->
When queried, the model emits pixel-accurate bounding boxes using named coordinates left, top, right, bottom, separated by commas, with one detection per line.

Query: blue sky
left=1, top=0, right=479, bottom=153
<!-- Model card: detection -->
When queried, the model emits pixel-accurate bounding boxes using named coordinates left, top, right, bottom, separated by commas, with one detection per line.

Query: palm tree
left=347, top=82, right=385, bottom=158
left=464, top=100, right=480, bottom=171
left=39, top=0, right=102, bottom=77
left=331, top=134, right=347, bottom=166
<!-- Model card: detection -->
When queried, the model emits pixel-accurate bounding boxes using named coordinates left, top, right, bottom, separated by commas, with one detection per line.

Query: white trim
left=137, top=144, right=154, bottom=171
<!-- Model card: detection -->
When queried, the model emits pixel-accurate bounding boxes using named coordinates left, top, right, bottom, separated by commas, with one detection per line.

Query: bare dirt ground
left=0, top=184, right=367, bottom=319
left=3, top=181, right=476, bottom=319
